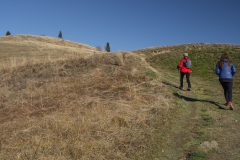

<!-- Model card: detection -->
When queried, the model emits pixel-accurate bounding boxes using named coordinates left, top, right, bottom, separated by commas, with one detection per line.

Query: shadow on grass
left=162, top=80, right=226, bottom=110
left=173, top=92, right=226, bottom=110
left=162, top=81, right=179, bottom=89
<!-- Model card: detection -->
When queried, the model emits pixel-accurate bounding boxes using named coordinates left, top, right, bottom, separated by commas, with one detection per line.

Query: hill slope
left=134, top=44, right=240, bottom=159
left=134, top=43, right=240, bottom=86
left=0, top=39, right=239, bottom=159
left=0, top=35, right=103, bottom=69
left=0, top=35, right=172, bottom=159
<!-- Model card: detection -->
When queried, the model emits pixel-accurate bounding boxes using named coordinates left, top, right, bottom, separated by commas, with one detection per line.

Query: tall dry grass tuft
left=0, top=52, right=172, bottom=159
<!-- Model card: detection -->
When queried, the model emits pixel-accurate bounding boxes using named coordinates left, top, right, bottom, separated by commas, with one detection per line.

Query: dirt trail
left=129, top=51, right=198, bottom=158
left=129, top=52, right=161, bottom=76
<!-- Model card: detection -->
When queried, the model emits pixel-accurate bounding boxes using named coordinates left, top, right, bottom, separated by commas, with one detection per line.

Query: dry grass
left=0, top=42, right=172, bottom=159
left=0, top=35, right=104, bottom=69
left=3, top=36, right=239, bottom=159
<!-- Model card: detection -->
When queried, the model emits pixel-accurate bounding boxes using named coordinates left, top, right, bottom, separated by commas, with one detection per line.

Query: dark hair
left=218, top=53, right=232, bottom=68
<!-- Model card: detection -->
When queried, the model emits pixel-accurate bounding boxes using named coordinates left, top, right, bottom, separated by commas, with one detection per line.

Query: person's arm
left=215, top=64, right=220, bottom=75
left=231, top=63, right=236, bottom=76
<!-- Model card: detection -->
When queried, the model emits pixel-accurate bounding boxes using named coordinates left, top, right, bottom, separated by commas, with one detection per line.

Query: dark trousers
left=180, top=72, right=191, bottom=88
left=220, top=81, right=233, bottom=102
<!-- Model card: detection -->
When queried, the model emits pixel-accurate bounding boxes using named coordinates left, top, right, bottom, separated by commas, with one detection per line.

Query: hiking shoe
left=179, top=86, right=183, bottom=90
left=187, top=88, right=191, bottom=91
left=228, top=102, right=233, bottom=110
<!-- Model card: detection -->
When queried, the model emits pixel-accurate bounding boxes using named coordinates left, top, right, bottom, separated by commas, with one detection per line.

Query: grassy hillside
left=147, top=44, right=240, bottom=102
left=134, top=43, right=240, bottom=87
left=0, top=38, right=239, bottom=159
left=0, top=35, right=103, bottom=69
left=134, top=44, right=240, bottom=159
left=0, top=36, right=172, bottom=159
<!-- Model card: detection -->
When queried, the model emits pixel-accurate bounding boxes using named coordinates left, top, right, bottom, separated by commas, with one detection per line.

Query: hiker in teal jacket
left=215, top=53, right=236, bottom=110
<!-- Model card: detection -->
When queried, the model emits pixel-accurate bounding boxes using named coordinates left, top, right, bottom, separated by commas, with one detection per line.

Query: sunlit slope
left=133, top=43, right=240, bottom=87
left=0, top=49, right=173, bottom=159
left=0, top=34, right=103, bottom=68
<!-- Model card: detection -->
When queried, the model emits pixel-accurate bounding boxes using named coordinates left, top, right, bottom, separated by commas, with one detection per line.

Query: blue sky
left=1, top=0, right=240, bottom=52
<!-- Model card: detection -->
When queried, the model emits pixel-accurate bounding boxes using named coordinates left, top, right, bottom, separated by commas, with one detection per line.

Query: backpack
left=184, top=59, right=192, bottom=68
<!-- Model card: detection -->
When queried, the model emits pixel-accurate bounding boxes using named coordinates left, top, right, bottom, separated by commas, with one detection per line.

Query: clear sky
left=1, top=0, right=240, bottom=52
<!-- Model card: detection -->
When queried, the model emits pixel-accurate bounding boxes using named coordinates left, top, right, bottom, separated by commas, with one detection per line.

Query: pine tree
left=105, top=42, right=110, bottom=52
left=6, top=31, right=11, bottom=36
left=58, top=31, right=62, bottom=39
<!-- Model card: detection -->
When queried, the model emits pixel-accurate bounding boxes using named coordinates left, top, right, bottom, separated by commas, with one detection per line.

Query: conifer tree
left=105, top=42, right=110, bottom=52
left=58, top=31, right=62, bottom=38
left=6, top=31, right=11, bottom=36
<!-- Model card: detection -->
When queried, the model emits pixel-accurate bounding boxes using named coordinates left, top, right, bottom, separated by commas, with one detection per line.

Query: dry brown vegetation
left=3, top=35, right=239, bottom=159
left=0, top=35, right=172, bottom=159
left=0, top=35, right=103, bottom=69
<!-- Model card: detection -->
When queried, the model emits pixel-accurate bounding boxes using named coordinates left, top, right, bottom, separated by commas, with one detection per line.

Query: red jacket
left=178, top=57, right=191, bottom=73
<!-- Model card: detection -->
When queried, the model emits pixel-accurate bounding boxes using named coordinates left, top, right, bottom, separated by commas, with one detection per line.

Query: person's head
left=220, top=53, right=230, bottom=61
left=183, top=53, right=188, bottom=58
left=218, top=53, right=232, bottom=68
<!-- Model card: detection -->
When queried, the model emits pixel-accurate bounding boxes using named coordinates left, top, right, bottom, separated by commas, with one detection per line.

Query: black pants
left=180, top=72, right=191, bottom=88
left=220, top=81, right=233, bottom=103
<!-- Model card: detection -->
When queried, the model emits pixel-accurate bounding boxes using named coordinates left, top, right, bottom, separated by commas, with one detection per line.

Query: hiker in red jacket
left=177, top=53, right=191, bottom=91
